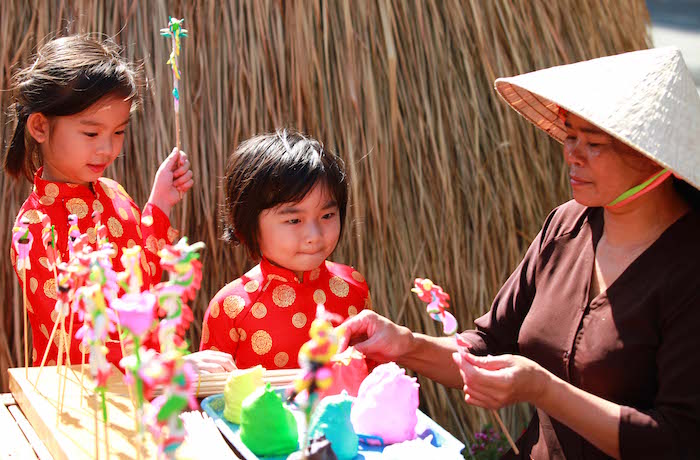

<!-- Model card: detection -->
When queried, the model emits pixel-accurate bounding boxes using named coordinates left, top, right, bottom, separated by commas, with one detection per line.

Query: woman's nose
left=564, top=138, right=585, bottom=166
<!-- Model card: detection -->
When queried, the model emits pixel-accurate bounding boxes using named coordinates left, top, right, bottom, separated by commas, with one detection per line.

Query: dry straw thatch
left=0, top=0, right=649, bottom=445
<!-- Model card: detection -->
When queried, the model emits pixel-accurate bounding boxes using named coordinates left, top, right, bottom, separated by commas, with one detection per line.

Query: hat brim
left=494, top=78, right=699, bottom=191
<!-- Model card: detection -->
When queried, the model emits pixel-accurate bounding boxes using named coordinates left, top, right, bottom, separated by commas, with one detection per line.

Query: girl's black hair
left=223, top=130, right=348, bottom=259
left=4, top=34, right=142, bottom=181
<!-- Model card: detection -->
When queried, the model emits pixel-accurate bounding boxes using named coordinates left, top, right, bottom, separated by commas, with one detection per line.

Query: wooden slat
left=108, top=368, right=299, bottom=398
left=0, top=401, right=37, bottom=459
left=9, top=364, right=157, bottom=460
left=9, top=365, right=241, bottom=459
left=8, top=404, right=53, bottom=460
left=1, top=393, right=16, bottom=406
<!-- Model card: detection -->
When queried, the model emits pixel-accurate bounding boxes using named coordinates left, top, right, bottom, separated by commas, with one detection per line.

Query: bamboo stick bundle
left=108, top=368, right=300, bottom=398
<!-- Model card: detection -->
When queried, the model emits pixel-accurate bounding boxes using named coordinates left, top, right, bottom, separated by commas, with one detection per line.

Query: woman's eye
left=115, top=130, right=126, bottom=136
left=83, top=132, right=98, bottom=138
left=287, top=218, right=301, bottom=224
left=322, top=212, right=336, bottom=219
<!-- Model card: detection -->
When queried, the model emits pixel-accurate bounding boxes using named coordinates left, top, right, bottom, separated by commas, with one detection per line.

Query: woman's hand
left=452, top=351, right=550, bottom=409
left=184, top=350, right=236, bottom=374
left=336, top=310, right=415, bottom=364
left=147, top=148, right=194, bottom=216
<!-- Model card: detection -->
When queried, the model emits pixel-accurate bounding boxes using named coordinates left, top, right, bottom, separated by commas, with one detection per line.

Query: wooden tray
left=9, top=364, right=158, bottom=460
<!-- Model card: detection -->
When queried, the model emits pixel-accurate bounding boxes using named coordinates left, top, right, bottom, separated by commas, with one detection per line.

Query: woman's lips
left=569, top=175, right=590, bottom=186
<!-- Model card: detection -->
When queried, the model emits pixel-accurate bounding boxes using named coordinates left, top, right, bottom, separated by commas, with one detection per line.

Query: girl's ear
left=26, top=113, right=50, bottom=144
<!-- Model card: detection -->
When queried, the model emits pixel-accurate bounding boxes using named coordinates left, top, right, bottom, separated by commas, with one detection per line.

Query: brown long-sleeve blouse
left=459, top=200, right=700, bottom=459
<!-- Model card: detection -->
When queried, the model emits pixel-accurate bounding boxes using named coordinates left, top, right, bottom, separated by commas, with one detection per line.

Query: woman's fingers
left=463, top=385, right=503, bottom=410
left=462, top=352, right=513, bottom=371
left=336, top=310, right=375, bottom=351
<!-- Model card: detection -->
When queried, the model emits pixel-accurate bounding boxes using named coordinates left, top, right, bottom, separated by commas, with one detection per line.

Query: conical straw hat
left=494, top=47, right=700, bottom=190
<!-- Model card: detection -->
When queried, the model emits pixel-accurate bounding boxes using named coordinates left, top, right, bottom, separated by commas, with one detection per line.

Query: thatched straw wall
left=0, top=0, right=649, bottom=444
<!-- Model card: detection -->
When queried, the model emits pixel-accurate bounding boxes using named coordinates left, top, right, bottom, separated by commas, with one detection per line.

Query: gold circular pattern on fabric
left=313, top=289, right=327, bottom=305
left=107, top=217, right=124, bottom=238
left=149, top=262, right=157, bottom=276
left=117, top=184, right=128, bottom=198
left=131, top=206, right=141, bottom=221
left=272, top=285, right=296, bottom=308
left=51, top=309, right=58, bottom=322
left=292, top=312, right=307, bottom=328
left=39, top=257, right=50, bottom=270
left=229, top=328, right=247, bottom=342
left=66, top=198, right=89, bottom=219
left=136, top=225, right=142, bottom=239
left=329, top=276, right=349, bottom=298
left=274, top=352, right=289, bottom=368
left=201, top=323, right=210, bottom=344
left=44, top=278, right=57, bottom=300
left=210, top=301, right=220, bottom=318
left=268, top=274, right=288, bottom=283
left=309, top=267, right=321, bottom=281
left=118, top=208, right=129, bottom=220
left=30, top=277, right=38, bottom=294
left=102, top=184, right=116, bottom=199
left=251, top=302, right=267, bottom=319
left=40, top=324, right=49, bottom=339
left=209, top=346, right=219, bottom=352
left=157, top=238, right=166, bottom=251
left=348, top=306, right=358, bottom=316
left=87, top=227, right=97, bottom=244
left=351, top=271, right=365, bottom=283
left=39, top=196, right=55, bottom=206
left=142, top=215, right=154, bottom=227
left=47, top=360, right=56, bottom=366
left=244, top=280, right=260, bottom=293
left=224, top=295, right=245, bottom=319
left=93, top=200, right=104, bottom=214
left=140, top=252, right=149, bottom=274
left=26, top=300, right=33, bottom=313
left=145, top=235, right=159, bottom=254
left=44, top=183, right=59, bottom=198
left=22, top=210, right=42, bottom=224
left=127, top=239, right=136, bottom=248
left=32, top=348, right=37, bottom=362
left=364, top=294, right=372, bottom=310
left=167, top=227, right=179, bottom=243
left=251, top=330, right=272, bottom=355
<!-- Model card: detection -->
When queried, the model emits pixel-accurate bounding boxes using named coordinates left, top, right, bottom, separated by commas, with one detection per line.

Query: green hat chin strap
left=606, top=168, right=672, bottom=208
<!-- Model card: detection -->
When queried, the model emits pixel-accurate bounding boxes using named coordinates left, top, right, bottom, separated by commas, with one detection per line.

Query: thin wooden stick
left=59, top=310, right=76, bottom=412
left=34, top=310, right=61, bottom=388
left=80, top=350, right=86, bottom=408
left=491, top=409, right=519, bottom=455
left=22, top=268, right=28, bottom=378
left=34, top=263, right=62, bottom=388
left=103, top=392, right=110, bottom=460
left=93, top=392, right=99, bottom=460
left=55, top=314, right=66, bottom=416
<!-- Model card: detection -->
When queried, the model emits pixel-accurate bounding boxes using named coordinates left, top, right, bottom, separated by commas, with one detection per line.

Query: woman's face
left=563, top=112, right=661, bottom=207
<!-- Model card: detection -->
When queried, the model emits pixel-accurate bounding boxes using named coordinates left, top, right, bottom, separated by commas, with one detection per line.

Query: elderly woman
left=338, top=47, right=700, bottom=459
